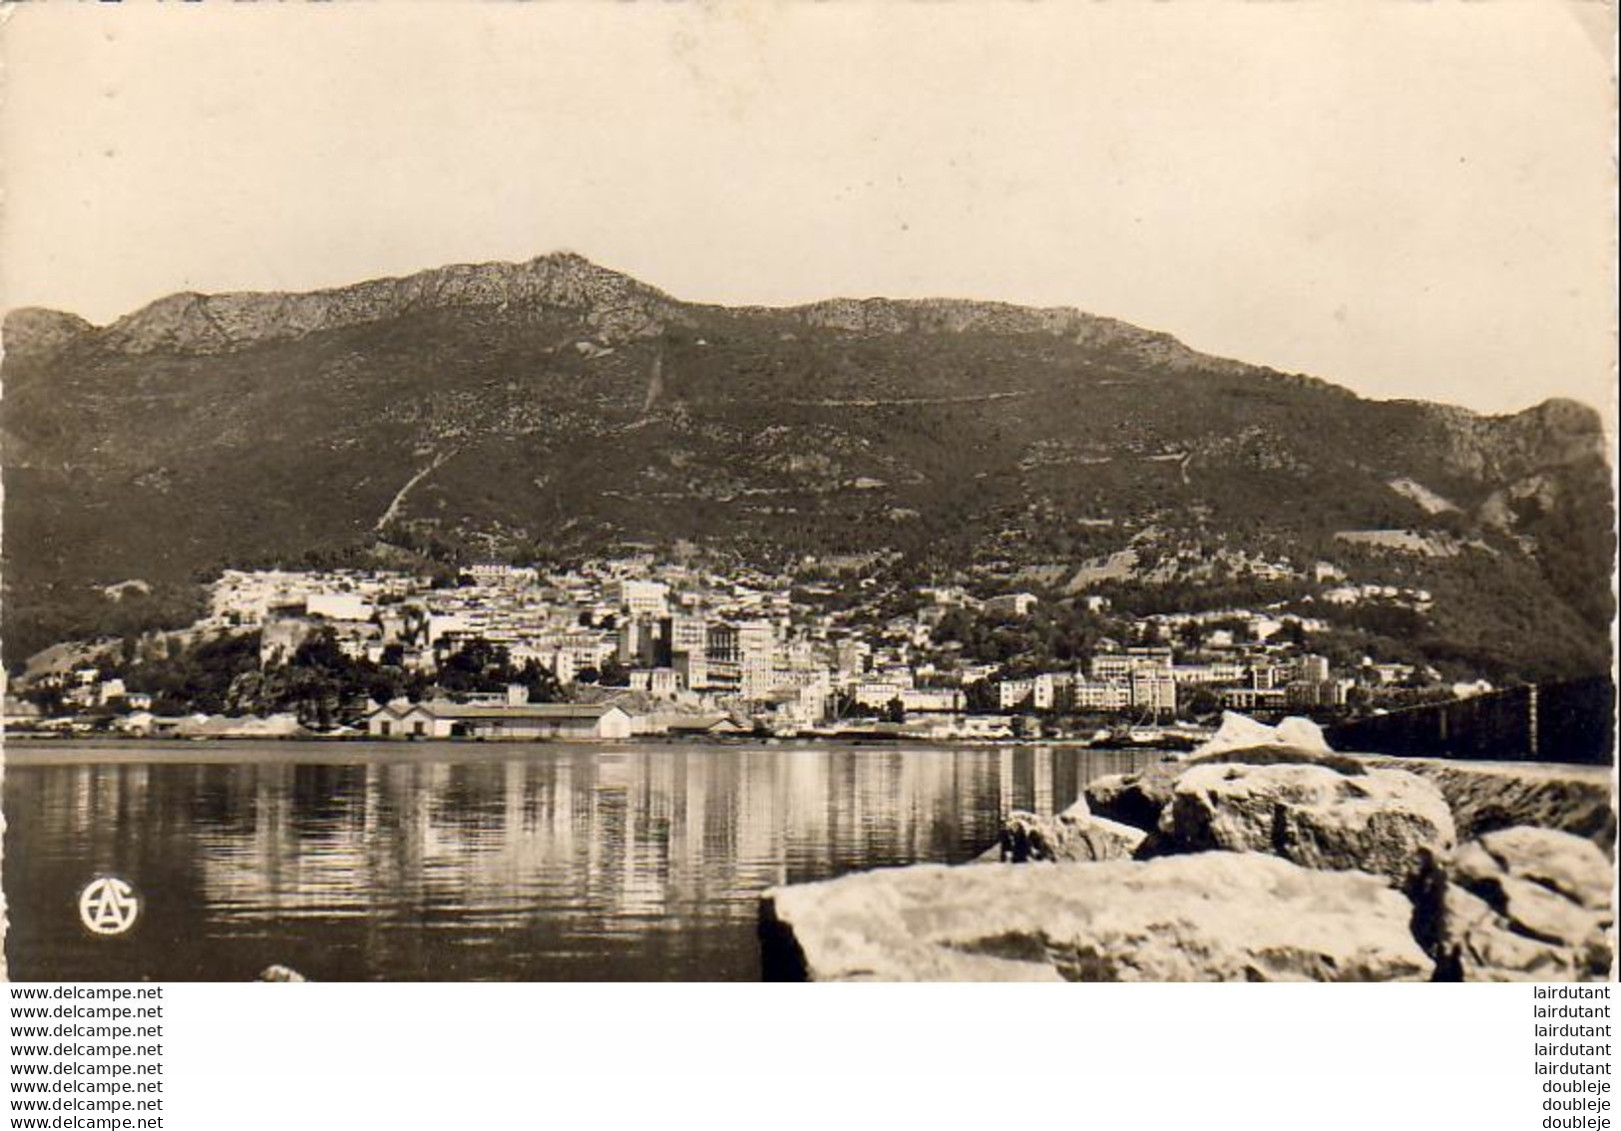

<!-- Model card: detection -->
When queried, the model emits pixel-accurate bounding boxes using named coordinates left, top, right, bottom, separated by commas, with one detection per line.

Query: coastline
left=0, top=734, right=1183, bottom=770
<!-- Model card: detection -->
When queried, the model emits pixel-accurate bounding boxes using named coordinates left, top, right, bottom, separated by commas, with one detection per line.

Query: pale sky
left=1, top=3, right=1614, bottom=423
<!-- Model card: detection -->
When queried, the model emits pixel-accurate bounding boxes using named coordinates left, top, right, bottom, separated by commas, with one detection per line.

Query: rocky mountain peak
left=1426, top=396, right=1610, bottom=481
left=0, top=307, right=95, bottom=360
left=91, top=252, right=681, bottom=355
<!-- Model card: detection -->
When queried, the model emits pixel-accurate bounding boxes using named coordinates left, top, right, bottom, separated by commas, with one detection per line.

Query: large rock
left=1360, top=756, right=1615, bottom=854
left=760, top=853, right=1434, bottom=982
left=994, top=803, right=1146, bottom=863
left=1190, top=711, right=1333, bottom=760
left=1462, top=826, right=1612, bottom=911
left=1428, top=827, right=1613, bottom=981
left=256, top=964, right=308, bottom=982
left=1084, top=760, right=1185, bottom=831
left=1432, top=883, right=1595, bottom=982
left=1161, top=762, right=1455, bottom=886
left=1084, top=746, right=1371, bottom=834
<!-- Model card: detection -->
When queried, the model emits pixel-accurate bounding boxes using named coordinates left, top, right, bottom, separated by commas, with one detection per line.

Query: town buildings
left=16, top=553, right=1411, bottom=740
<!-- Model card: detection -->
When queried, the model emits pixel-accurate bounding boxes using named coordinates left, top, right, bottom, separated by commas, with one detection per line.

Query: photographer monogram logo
left=79, top=876, right=141, bottom=936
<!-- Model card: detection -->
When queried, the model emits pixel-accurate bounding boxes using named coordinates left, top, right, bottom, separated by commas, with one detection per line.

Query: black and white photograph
left=1, top=2, right=1614, bottom=987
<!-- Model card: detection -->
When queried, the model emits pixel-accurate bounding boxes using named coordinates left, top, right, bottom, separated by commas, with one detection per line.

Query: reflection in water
left=3, top=741, right=1154, bottom=981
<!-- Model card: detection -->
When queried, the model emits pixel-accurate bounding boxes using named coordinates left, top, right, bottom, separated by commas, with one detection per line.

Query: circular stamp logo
left=78, top=876, right=140, bottom=936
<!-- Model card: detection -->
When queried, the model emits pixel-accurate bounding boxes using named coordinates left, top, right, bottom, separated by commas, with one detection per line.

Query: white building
left=306, top=592, right=372, bottom=621
left=1171, top=662, right=1248, bottom=685
left=999, top=673, right=1055, bottom=711
left=899, top=688, right=965, bottom=713
left=1070, top=680, right=1131, bottom=712
left=366, top=700, right=634, bottom=741
left=1091, top=647, right=1172, bottom=681
left=984, top=592, right=1039, bottom=618
left=617, top=579, right=670, bottom=619
left=629, top=667, right=682, bottom=699
left=1298, top=654, right=1332, bottom=683
left=466, top=562, right=538, bottom=587
left=1220, top=687, right=1288, bottom=712
left=1129, top=671, right=1178, bottom=714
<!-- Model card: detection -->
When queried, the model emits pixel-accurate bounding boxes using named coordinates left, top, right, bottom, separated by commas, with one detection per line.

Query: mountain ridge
left=4, top=251, right=1292, bottom=381
left=9, top=252, right=1604, bottom=434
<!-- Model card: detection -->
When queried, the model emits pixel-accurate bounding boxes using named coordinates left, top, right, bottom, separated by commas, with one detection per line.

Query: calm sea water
left=3, top=740, right=1157, bottom=982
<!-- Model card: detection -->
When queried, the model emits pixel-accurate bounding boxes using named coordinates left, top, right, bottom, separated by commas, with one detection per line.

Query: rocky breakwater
left=1359, top=756, right=1616, bottom=851
left=760, top=745, right=1614, bottom=982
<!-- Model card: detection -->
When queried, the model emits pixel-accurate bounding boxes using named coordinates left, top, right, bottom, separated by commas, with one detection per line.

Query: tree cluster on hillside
left=3, top=581, right=206, bottom=675
left=930, top=603, right=1111, bottom=675
left=94, top=627, right=565, bottom=727
left=108, top=630, right=261, bottom=716
left=1088, top=576, right=1311, bottom=618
